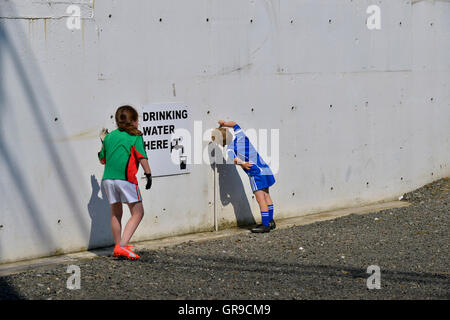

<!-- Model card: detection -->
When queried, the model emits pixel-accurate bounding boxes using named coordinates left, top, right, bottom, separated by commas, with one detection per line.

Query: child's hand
left=145, top=173, right=152, bottom=190
left=240, top=162, right=253, bottom=171
left=100, top=128, right=109, bottom=143
left=218, top=120, right=237, bottom=128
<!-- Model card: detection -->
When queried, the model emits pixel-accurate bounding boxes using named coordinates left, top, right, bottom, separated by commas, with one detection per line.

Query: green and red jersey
left=98, top=129, right=148, bottom=184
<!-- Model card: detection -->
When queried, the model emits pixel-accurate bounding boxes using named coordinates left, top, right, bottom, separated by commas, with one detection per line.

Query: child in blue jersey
left=216, top=120, right=276, bottom=233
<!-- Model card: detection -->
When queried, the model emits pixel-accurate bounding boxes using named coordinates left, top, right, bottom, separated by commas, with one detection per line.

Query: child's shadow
left=87, top=175, right=114, bottom=251
left=209, top=144, right=256, bottom=228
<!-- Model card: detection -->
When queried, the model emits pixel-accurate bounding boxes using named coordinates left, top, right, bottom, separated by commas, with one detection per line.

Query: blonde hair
left=211, top=127, right=233, bottom=146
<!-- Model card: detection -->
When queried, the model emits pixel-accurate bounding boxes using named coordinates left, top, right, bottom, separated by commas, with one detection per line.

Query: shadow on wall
left=0, top=2, right=95, bottom=263
left=0, top=7, right=56, bottom=255
left=87, top=175, right=114, bottom=251
left=209, top=143, right=256, bottom=228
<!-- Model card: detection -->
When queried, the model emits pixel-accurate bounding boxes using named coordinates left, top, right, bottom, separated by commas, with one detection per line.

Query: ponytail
left=115, top=105, right=143, bottom=136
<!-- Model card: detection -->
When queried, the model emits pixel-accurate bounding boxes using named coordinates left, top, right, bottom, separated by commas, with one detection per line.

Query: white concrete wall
left=0, top=0, right=448, bottom=264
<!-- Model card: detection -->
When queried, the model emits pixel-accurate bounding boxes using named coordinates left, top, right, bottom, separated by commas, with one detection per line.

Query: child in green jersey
left=98, top=105, right=152, bottom=260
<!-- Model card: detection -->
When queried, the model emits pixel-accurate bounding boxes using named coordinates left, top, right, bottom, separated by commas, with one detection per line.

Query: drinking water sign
left=141, top=103, right=192, bottom=177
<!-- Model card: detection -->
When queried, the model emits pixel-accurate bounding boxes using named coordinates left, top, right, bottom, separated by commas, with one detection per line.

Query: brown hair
left=115, top=105, right=143, bottom=136
left=211, top=127, right=232, bottom=146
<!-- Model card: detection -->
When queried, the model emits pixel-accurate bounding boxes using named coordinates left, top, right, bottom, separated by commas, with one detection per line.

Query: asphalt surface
left=0, top=178, right=448, bottom=300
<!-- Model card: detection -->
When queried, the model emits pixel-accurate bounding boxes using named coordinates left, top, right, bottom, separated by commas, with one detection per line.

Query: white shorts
left=102, top=179, right=142, bottom=204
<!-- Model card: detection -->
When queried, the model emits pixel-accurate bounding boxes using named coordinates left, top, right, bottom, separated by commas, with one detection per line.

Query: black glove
left=145, top=173, right=152, bottom=190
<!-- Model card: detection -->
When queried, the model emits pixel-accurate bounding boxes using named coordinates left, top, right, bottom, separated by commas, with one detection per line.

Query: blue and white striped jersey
left=226, top=124, right=273, bottom=176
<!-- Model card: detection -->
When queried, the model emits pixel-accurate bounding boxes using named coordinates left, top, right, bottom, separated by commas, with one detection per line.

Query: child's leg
left=264, top=189, right=274, bottom=221
left=254, top=190, right=269, bottom=212
left=264, top=188, right=273, bottom=206
left=120, top=201, right=144, bottom=246
left=110, top=202, right=123, bottom=245
left=254, top=190, right=270, bottom=226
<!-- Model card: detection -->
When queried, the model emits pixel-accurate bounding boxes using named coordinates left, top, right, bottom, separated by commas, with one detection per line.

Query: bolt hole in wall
left=54, top=117, right=58, bottom=121
left=0, top=225, right=3, bottom=230
left=57, top=219, right=61, bottom=224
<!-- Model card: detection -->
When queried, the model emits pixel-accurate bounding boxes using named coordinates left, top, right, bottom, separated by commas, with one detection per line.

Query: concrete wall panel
left=0, top=0, right=448, bottom=263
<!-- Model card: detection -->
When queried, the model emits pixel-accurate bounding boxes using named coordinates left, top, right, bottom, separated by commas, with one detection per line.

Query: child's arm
left=218, top=120, right=237, bottom=128
left=139, top=158, right=152, bottom=190
left=98, top=128, right=109, bottom=165
left=139, top=158, right=151, bottom=175
left=221, top=120, right=251, bottom=169
left=98, top=145, right=106, bottom=165
left=233, top=157, right=253, bottom=170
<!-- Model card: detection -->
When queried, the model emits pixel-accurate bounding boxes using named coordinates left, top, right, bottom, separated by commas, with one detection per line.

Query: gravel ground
left=1, top=178, right=448, bottom=300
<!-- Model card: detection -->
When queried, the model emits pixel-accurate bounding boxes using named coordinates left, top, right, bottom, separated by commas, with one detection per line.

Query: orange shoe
left=112, top=244, right=135, bottom=254
left=112, top=244, right=136, bottom=253
left=113, top=244, right=140, bottom=260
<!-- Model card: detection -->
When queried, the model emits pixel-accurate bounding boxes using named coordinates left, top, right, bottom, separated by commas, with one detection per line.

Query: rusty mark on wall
left=44, top=18, right=47, bottom=41
left=55, top=128, right=99, bottom=142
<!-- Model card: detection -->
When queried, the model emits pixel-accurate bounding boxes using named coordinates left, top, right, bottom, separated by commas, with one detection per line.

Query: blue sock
left=261, top=211, right=270, bottom=227
left=268, top=204, right=274, bottom=221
